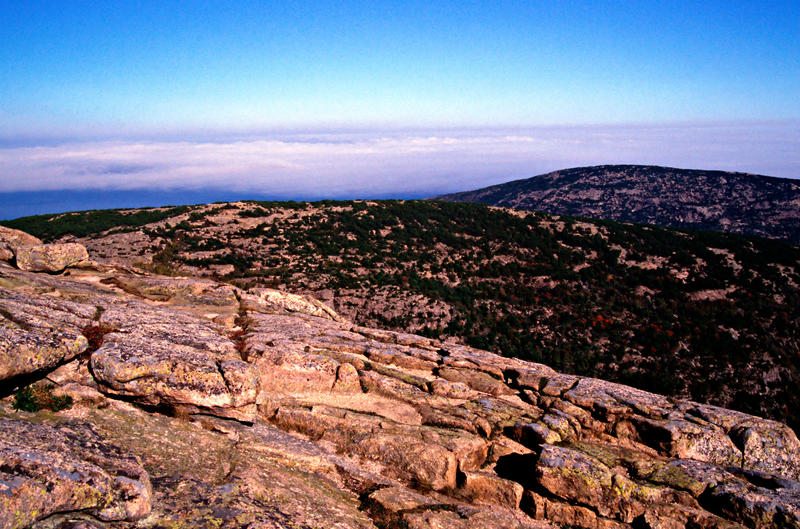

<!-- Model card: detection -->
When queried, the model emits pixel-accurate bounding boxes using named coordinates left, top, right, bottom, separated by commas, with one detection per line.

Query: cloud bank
left=1, top=122, right=798, bottom=199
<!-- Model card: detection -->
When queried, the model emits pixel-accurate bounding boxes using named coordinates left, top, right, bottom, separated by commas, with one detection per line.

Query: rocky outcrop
left=0, top=417, right=151, bottom=529
left=15, top=243, right=90, bottom=272
left=1, top=236, right=799, bottom=529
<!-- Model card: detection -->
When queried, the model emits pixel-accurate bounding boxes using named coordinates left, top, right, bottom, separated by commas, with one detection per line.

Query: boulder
left=0, top=225, right=42, bottom=261
left=524, top=490, right=603, bottom=528
left=16, top=243, right=89, bottom=272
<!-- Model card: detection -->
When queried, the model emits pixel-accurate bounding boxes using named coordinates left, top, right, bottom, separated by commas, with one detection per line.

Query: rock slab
left=0, top=418, right=151, bottom=529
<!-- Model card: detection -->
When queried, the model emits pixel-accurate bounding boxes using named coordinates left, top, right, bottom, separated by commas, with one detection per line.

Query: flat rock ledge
left=0, top=255, right=798, bottom=529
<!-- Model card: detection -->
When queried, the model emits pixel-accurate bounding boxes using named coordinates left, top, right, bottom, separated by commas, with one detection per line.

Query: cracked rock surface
left=0, top=250, right=799, bottom=529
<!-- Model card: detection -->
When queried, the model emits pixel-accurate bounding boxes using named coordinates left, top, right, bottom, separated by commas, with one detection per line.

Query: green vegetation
left=1, top=205, right=195, bottom=241
left=13, top=384, right=73, bottom=412
left=18, top=199, right=800, bottom=431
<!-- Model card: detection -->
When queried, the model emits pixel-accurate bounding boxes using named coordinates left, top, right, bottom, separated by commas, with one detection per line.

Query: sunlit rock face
left=0, top=225, right=43, bottom=255
left=0, top=226, right=798, bottom=529
left=15, top=243, right=90, bottom=273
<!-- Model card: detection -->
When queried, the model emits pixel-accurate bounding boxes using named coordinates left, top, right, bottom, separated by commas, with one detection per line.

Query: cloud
left=0, top=122, right=797, bottom=197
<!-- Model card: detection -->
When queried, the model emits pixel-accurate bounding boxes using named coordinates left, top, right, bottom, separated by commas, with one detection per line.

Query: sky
left=1, top=1, right=799, bottom=217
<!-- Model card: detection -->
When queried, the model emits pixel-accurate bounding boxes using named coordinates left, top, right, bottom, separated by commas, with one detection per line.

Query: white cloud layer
left=1, top=122, right=798, bottom=197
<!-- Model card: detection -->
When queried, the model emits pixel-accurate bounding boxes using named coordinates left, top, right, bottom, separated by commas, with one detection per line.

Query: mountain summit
left=1, top=224, right=800, bottom=528
left=435, top=165, right=800, bottom=244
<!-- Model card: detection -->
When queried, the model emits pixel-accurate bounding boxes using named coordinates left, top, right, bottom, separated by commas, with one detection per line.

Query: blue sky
left=0, top=1, right=798, bottom=212
left=3, top=1, right=799, bottom=133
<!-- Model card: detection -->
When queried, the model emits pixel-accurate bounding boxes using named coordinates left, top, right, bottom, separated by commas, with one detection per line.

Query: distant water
left=0, top=188, right=433, bottom=221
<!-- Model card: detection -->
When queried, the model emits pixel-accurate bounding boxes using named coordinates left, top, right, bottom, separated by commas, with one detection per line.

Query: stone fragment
left=0, top=322, right=89, bottom=382
left=15, top=243, right=89, bottom=272
left=254, top=348, right=341, bottom=397
left=461, top=470, right=524, bottom=508
left=359, top=368, right=431, bottom=402
left=431, top=430, right=491, bottom=472
left=543, top=411, right=577, bottom=441
left=535, top=444, right=616, bottom=515
left=461, top=396, right=541, bottom=436
left=108, top=274, right=240, bottom=309
left=638, top=503, right=746, bottom=529
left=438, top=366, right=515, bottom=396
left=367, top=345, right=438, bottom=370
left=332, top=361, right=363, bottom=393
left=418, top=405, right=479, bottom=433
left=524, top=490, right=600, bottom=528
left=539, top=373, right=580, bottom=396
left=646, top=459, right=736, bottom=497
left=534, top=444, right=677, bottom=523
left=488, top=436, right=534, bottom=465
left=429, top=378, right=475, bottom=398
left=0, top=418, right=151, bottom=528
left=441, top=344, right=510, bottom=378
left=368, top=485, right=441, bottom=524
left=510, top=422, right=562, bottom=448
left=354, top=325, right=441, bottom=351
left=507, top=364, right=558, bottom=390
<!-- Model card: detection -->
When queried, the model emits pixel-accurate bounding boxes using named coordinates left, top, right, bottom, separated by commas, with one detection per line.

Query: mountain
left=4, top=200, right=800, bottom=435
left=434, top=165, right=800, bottom=244
left=1, top=225, right=800, bottom=528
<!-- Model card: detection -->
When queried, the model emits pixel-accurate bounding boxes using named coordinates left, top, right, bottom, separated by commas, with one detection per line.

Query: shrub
left=13, top=384, right=73, bottom=412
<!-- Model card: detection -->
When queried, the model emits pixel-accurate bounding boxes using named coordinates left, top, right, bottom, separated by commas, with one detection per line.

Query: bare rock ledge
left=0, top=241, right=798, bottom=529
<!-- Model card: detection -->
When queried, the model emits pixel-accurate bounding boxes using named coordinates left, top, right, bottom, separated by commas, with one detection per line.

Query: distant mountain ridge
left=435, top=165, right=800, bottom=244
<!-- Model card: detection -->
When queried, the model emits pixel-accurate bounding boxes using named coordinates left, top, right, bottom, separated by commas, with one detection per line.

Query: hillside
left=1, top=226, right=800, bottom=528
left=434, top=165, right=800, bottom=244
left=4, top=200, right=800, bottom=435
